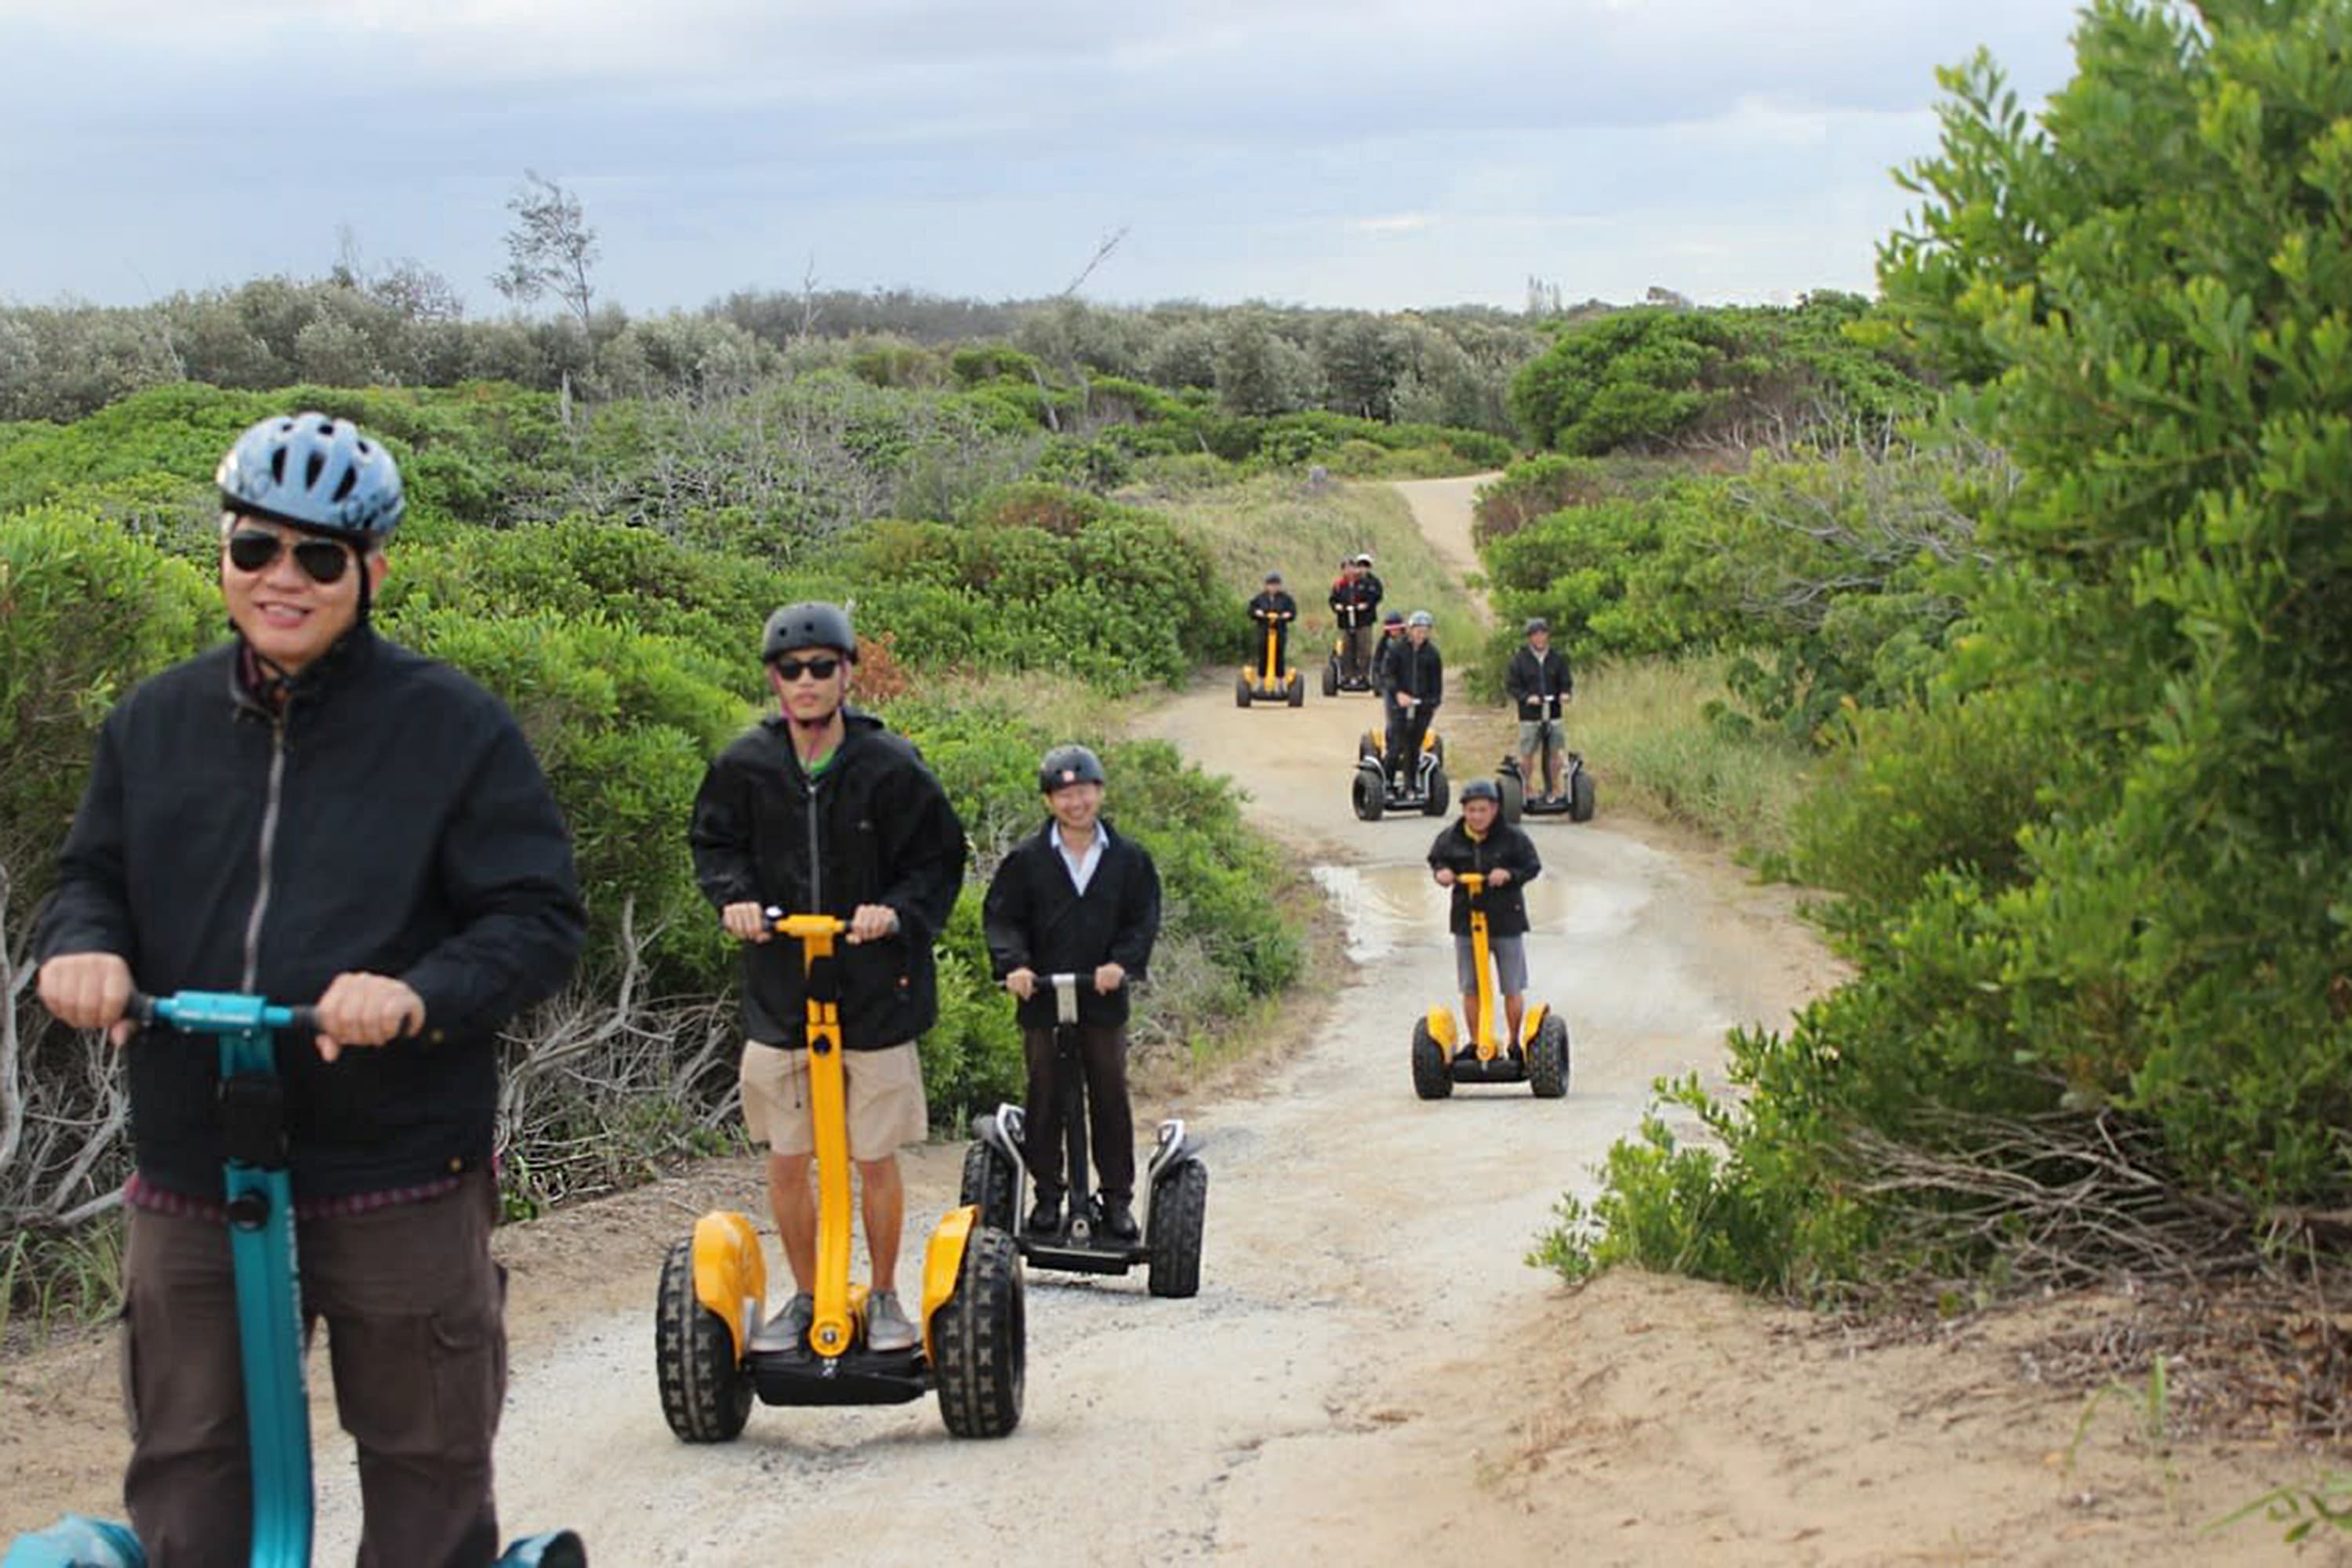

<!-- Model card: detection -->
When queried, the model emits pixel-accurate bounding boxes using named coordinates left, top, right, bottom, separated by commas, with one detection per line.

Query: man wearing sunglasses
left=689, top=601, right=967, bottom=1356
left=33, top=412, right=586, bottom=1563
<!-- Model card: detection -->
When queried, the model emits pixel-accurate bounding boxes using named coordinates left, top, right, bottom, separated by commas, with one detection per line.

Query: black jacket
left=34, top=630, right=586, bottom=1203
left=1504, top=644, right=1573, bottom=720
left=1379, top=636, right=1444, bottom=709
left=1247, top=590, right=1298, bottom=626
left=691, top=709, right=967, bottom=1050
left=1329, top=575, right=1382, bottom=630
left=981, top=820, right=1161, bottom=1030
left=1427, top=818, right=1543, bottom=938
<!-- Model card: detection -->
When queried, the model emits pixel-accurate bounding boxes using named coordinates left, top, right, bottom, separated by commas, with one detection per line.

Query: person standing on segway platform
left=1428, top=777, right=1542, bottom=1058
left=33, top=412, right=587, bottom=1566
left=1379, top=609, right=1444, bottom=788
left=1505, top=616, right=1575, bottom=804
left=690, top=601, right=967, bottom=1356
left=981, top=745, right=1163, bottom=1240
left=1329, top=554, right=1383, bottom=684
left=1371, top=607, right=1406, bottom=697
left=1247, top=570, right=1298, bottom=683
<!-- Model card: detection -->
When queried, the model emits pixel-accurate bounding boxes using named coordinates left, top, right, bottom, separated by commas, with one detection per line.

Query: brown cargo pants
left=119, top=1169, right=507, bottom=1566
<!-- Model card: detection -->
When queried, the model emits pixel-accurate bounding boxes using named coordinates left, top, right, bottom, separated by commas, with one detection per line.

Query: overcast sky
left=0, top=1, right=2086, bottom=315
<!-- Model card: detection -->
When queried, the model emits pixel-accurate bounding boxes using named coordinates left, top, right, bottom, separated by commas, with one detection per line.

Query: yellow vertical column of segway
left=1461, top=872, right=1497, bottom=1061
left=781, top=916, right=856, bottom=1357
left=1264, top=623, right=1279, bottom=687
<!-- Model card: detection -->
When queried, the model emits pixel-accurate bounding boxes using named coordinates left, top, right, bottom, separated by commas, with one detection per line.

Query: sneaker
left=1025, top=1194, right=1063, bottom=1235
left=1100, top=1196, right=1140, bottom=1240
left=750, top=1290, right=814, bottom=1352
left=865, top=1288, right=917, bottom=1353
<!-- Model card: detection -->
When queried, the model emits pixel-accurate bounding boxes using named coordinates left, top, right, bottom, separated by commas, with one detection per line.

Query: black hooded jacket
left=690, top=709, right=967, bottom=1050
left=1379, top=635, right=1445, bottom=709
left=34, top=629, right=587, bottom=1203
left=1426, top=817, right=1544, bottom=937
left=1504, top=644, right=1574, bottom=720
left=981, top=818, right=1161, bottom=1030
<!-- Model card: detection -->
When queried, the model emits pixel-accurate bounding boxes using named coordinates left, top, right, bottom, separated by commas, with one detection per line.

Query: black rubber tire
left=1423, top=764, right=1450, bottom=817
left=1530, top=1014, right=1572, bottom=1098
left=1570, top=764, right=1597, bottom=823
left=1353, top=763, right=1385, bottom=821
left=655, top=1236, right=751, bottom=1443
left=1499, top=768, right=1525, bottom=826
left=1411, top=1018, right=1453, bottom=1100
left=1322, top=658, right=1340, bottom=698
left=935, top=1226, right=1025, bottom=1439
left=1146, top=1159, right=1209, bottom=1299
left=959, top=1138, right=1018, bottom=1235
left=1287, top=672, right=1305, bottom=707
left=1234, top=676, right=1251, bottom=709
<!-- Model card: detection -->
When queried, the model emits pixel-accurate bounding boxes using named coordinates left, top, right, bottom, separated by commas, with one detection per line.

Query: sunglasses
left=226, top=529, right=354, bottom=585
left=771, top=655, right=842, bottom=682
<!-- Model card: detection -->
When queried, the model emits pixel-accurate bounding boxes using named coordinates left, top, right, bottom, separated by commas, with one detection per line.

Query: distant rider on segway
left=1329, top=554, right=1384, bottom=685
left=1504, top=616, right=1574, bottom=804
left=982, top=745, right=1163, bottom=1241
left=1379, top=609, right=1443, bottom=789
left=1247, top=571, right=1299, bottom=684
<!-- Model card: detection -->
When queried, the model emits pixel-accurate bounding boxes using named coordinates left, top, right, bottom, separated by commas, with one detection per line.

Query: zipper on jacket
left=803, top=769, right=824, bottom=915
left=241, top=715, right=289, bottom=991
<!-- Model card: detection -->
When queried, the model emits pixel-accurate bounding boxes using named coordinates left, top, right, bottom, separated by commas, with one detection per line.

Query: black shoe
left=1025, top=1195, right=1062, bottom=1235
left=1101, top=1197, right=1139, bottom=1240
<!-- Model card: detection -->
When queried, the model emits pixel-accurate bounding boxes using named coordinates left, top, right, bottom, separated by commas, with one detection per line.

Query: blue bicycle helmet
left=216, top=413, right=406, bottom=541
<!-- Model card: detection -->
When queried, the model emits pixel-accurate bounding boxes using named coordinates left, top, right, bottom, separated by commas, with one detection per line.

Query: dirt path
left=5, top=481, right=2335, bottom=1564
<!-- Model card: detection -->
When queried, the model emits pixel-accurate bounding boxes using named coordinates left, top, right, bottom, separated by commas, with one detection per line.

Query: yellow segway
left=655, top=912, right=1025, bottom=1440
left=1236, top=613, right=1305, bottom=707
left=1410, top=872, right=1570, bottom=1099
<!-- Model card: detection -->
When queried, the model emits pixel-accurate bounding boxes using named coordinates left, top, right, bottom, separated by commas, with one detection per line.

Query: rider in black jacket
left=982, top=745, right=1162, bottom=1240
left=1246, top=571, right=1299, bottom=684
left=1377, top=610, right=1444, bottom=784
left=689, top=600, right=967, bottom=1356
left=1503, top=616, right=1575, bottom=802
left=1427, top=778, right=1543, bottom=1056
left=35, top=412, right=586, bottom=1566
left=1327, top=554, right=1383, bottom=683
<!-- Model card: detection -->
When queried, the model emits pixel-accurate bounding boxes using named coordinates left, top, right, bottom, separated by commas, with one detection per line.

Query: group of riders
left=1247, top=549, right=1579, bottom=804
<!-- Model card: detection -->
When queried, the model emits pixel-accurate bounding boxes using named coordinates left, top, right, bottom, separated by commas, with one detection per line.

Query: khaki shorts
left=1517, top=717, right=1568, bottom=753
left=740, top=1039, right=928, bottom=1161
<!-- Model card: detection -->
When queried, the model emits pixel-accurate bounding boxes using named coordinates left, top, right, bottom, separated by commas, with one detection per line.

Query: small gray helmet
left=1525, top=616, right=1550, bottom=635
left=762, top=601, right=858, bottom=664
left=1407, top=609, right=1434, bottom=628
left=1460, top=777, right=1501, bottom=804
left=216, top=412, right=405, bottom=541
left=1038, top=744, right=1106, bottom=793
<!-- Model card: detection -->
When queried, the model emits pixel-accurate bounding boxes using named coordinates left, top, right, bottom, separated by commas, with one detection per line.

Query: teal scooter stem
left=5, top=990, right=585, bottom=1568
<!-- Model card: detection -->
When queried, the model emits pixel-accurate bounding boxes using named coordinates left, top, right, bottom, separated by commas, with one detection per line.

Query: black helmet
left=762, top=601, right=858, bottom=664
left=1038, top=744, right=1106, bottom=793
left=1264, top=570, right=1284, bottom=585
left=1525, top=616, right=1550, bottom=636
left=1461, top=778, right=1501, bottom=805
left=1381, top=608, right=1404, bottom=627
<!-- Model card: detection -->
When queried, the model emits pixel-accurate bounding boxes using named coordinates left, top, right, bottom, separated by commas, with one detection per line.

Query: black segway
left=962, top=974, right=1207, bottom=1298
left=1322, top=626, right=1377, bottom=698
left=1497, top=710, right=1595, bottom=824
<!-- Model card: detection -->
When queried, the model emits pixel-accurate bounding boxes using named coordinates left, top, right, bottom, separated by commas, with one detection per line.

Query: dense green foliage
left=1542, top=0, right=2352, bottom=1298
left=1506, top=293, right=1931, bottom=456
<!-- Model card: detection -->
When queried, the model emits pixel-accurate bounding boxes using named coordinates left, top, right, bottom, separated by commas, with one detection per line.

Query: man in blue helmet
left=34, top=412, right=587, bottom=1564
left=982, top=744, right=1163, bottom=1240
left=690, top=601, right=967, bottom=1356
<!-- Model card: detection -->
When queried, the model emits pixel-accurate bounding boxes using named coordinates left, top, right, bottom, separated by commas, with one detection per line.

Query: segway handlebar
left=1457, top=872, right=1487, bottom=897
left=1045, top=972, right=1083, bottom=1026
left=126, top=990, right=321, bottom=1037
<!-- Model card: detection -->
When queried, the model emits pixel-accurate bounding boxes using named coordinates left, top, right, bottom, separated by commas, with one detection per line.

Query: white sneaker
left=866, top=1288, right=918, bottom=1352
